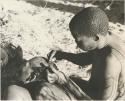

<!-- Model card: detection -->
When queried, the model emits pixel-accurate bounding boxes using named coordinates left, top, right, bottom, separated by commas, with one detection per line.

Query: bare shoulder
left=7, top=85, right=28, bottom=93
left=106, top=51, right=120, bottom=64
left=6, top=85, right=32, bottom=100
left=7, top=85, right=32, bottom=96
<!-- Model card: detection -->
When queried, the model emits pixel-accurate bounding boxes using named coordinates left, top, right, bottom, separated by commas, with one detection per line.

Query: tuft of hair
left=69, top=7, right=109, bottom=38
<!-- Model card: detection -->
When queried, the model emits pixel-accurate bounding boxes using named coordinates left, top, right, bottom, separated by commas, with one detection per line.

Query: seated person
left=1, top=44, right=32, bottom=100
left=48, top=7, right=125, bottom=100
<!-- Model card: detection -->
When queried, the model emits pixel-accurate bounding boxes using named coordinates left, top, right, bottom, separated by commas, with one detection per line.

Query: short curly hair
left=69, top=7, right=109, bottom=38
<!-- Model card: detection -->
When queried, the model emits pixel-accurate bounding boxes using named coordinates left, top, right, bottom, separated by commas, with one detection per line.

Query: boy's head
left=69, top=7, right=109, bottom=51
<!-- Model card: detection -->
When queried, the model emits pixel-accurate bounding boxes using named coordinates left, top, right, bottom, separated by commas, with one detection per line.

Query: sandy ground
left=0, top=0, right=125, bottom=80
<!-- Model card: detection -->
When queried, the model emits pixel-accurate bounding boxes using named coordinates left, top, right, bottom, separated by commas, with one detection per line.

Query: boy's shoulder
left=92, top=46, right=122, bottom=64
left=91, top=46, right=112, bottom=58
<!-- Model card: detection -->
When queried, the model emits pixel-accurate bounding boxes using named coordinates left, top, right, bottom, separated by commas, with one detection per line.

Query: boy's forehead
left=72, top=29, right=91, bottom=38
left=75, top=34, right=90, bottom=39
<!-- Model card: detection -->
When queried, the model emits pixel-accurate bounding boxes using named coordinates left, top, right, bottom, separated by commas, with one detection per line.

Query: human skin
left=5, top=85, right=32, bottom=100
left=51, top=32, right=125, bottom=100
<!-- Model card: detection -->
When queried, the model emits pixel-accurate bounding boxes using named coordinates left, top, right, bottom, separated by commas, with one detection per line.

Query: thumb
left=47, top=69, right=52, bottom=75
left=49, top=62, right=59, bottom=74
left=47, top=50, right=57, bottom=61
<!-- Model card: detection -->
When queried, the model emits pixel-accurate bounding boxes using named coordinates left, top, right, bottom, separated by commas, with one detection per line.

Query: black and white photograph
left=0, top=0, right=125, bottom=100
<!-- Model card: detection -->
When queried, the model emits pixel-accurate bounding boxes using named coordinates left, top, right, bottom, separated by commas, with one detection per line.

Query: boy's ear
left=93, top=35, right=99, bottom=41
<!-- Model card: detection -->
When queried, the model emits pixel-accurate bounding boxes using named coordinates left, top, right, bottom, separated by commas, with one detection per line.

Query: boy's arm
left=48, top=51, right=93, bottom=66
left=101, top=54, right=121, bottom=100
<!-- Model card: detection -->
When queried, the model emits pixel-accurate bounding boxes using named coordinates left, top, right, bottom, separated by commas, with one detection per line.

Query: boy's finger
left=47, top=76, right=56, bottom=82
left=49, top=62, right=58, bottom=71
left=47, top=70, right=51, bottom=74
left=48, top=74, right=54, bottom=78
left=40, top=58, right=49, bottom=67
left=47, top=70, right=51, bottom=76
left=47, top=70, right=55, bottom=77
left=47, top=50, right=57, bottom=61
left=30, top=57, right=49, bottom=68
left=48, top=80, right=55, bottom=83
left=49, top=65, right=58, bottom=74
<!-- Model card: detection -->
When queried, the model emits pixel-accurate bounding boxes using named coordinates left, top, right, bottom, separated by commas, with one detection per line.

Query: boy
left=48, top=7, right=125, bottom=100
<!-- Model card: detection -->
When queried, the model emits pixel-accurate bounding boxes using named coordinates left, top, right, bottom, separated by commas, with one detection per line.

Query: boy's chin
left=97, top=45, right=106, bottom=49
left=80, top=47, right=96, bottom=52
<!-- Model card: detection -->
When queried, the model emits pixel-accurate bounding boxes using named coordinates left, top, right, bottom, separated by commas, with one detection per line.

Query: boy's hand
left=47, top=70, right=59, bottom=83
left=47, top=62, right=67, bottom=84
left=47, top=50, right=63, bottom=61
left=47, top=62, right=59, bottom=83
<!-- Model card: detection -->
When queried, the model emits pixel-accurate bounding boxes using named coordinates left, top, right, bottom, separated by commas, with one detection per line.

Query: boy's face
left=75, top=35, right=98, bottom=51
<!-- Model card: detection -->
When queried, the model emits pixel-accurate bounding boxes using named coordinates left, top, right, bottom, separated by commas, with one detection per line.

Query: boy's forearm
left=57, top=52, right=92, bottom=66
